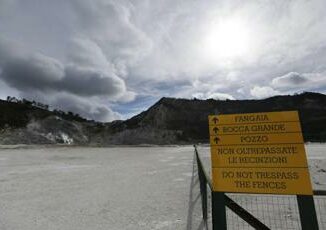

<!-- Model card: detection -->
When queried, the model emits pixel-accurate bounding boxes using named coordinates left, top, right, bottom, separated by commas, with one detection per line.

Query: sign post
left=208, top=111, right=318, bottom=229
left=211, top=191, right=227, bottom=230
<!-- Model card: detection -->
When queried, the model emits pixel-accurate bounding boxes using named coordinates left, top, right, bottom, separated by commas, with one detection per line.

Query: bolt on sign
left=208, top=111, right=313, bottom=195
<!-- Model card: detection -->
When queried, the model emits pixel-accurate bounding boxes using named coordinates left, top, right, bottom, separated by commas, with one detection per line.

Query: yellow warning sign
left=208, top=111, right=313, bottom=195
left=210, top=144, right=308, bottom=168
left=209, top=111, right=299, bottom=126
left=209, top=133, right=304, bottom=145
left=209, top=122, right=301, bottom=135
left=212, top=167, right=313, bottom=195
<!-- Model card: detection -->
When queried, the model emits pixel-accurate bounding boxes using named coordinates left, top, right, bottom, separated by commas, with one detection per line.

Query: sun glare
left=204, top=19, right=250, bottom=60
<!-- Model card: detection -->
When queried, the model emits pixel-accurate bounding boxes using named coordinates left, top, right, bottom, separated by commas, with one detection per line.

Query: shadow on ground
left=186, top=154, right=209, bottom=230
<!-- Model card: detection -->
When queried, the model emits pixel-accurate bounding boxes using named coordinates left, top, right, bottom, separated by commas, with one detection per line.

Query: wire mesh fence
left=224, top=193, right=326, bottom=230
left=194, top=145, right=326, bottom=229
left=315, top=195, right=326, bottom=229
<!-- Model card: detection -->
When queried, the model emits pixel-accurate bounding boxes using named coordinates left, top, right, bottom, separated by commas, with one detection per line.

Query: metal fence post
left=297, top=195, right=319, bottom=230
left=212, top=191, right=227, bottom=230
left=197, top=155, right=208, bottom=221
left=200, top=171, right=208, bottom=220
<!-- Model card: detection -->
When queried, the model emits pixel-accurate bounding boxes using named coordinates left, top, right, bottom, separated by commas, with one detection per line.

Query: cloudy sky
left=0, top=0, right=326, bottom=121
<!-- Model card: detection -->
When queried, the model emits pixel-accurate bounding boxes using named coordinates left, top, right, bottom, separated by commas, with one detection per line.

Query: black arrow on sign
left=213, top=127, right=219, bottom=134
left=212, top=117, right=219, bottom=124
left=213, top=137, right=220, bottom=144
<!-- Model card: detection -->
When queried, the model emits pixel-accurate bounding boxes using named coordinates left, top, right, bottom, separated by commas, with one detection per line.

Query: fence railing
left=194, top=145, right=326, bottom=230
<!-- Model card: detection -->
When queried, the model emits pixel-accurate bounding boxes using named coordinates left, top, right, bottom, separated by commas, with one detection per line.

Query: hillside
left=1, top=92, right=326, bottom=145
left=104, top=92, right=326, bottom=144
left=0, top=99, right=92, bottom=145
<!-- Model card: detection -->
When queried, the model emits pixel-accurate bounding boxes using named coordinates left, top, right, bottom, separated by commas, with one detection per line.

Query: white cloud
left=208, top=93, right=235, bottom=100
left=70, top=0, right=153, bottom=66
left=1, top=0, right=326, bottom=119
left=251, top=71, right=326, bottom=98
left=250, top=86, right=279, bottom=99
left=50, top=93, right=122, bottom=122
left=20, top=91, right=121, bottom=122
left=67, top=38, right=114, bottom=72
left=192, top=92, right=234, bottom=100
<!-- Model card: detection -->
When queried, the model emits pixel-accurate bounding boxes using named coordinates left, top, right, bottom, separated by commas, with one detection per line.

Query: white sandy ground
left=0, top=146, right=205, bottom=230
left=0, top=144, right=325, bottom=230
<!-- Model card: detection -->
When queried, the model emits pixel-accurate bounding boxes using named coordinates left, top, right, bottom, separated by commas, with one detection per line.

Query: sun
left=203, top=18, right=250, bottom=60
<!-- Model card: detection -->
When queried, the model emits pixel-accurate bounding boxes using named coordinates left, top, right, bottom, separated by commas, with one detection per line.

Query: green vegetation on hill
left=0, top=97, right=86, bottom=129
left=1, top=92, right=326, bottom=144
left=112, top=92, right=326, bottom=143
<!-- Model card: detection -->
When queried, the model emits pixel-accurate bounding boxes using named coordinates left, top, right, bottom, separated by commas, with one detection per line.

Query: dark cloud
left=1, top=53, right=126, bottom=97
left=1, top=0, right=326, bottom=120
left=0, top=36, right=131, bottom=100
left=0, top=37, right=130, bottom=121
left=62, top=66, right=125, bottom=97
left=2, top=54, right=64, bottom=91
left=272, top=72, right=308, bottom=88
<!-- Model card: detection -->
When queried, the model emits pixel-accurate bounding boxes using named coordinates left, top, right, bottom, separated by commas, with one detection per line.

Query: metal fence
left=194, top=145, right=326, bottom=230
left=225, top=193, right=326, bottom=230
